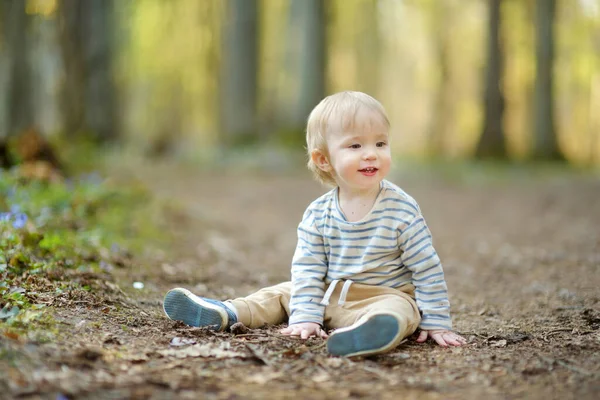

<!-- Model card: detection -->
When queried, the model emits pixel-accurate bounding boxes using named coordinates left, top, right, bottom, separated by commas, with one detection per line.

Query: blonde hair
left=306, top=91, right=390, bottom=186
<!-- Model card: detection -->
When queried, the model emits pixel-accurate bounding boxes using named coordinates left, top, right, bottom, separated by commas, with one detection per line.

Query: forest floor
left=1, top=158, right=600, bottom=399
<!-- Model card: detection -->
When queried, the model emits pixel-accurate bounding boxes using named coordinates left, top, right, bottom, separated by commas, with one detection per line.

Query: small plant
left=0, top=169, right=166, bottom=332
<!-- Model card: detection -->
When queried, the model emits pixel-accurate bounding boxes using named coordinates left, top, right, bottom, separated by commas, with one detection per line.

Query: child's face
left=318, top=108, right=391, bottom=194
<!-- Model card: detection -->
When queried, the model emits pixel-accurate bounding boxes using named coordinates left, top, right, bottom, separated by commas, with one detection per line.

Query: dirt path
left=3, top=163, right=600, bottom=399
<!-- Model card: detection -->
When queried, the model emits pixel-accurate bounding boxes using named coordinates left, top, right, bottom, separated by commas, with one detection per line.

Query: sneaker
left=163, top=288, right=237, bottom=331
left=326, top=313, right=402, bottom=357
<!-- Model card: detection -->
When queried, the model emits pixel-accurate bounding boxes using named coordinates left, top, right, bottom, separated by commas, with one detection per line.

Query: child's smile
left=359, top=167, right=378, bottom=176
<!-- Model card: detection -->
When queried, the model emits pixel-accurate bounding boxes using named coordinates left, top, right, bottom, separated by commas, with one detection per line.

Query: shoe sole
left=163, top=288, right=227, bottom=331
left=327, top=314, right=401, bottom=357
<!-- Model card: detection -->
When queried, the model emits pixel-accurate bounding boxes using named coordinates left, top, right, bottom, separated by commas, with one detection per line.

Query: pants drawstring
left=320, top=279, right=354, bottom=306
left=338, top=280, right=353, bottom=305
left=320, top=280, right=339, bottom=305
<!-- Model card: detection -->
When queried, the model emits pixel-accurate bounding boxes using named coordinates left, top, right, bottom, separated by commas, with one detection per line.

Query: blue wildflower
left=83, top=171, right=103, bottom=185
left=0, top=210, right=28, bottom=229
left=12, top=213, right=27, bottom=229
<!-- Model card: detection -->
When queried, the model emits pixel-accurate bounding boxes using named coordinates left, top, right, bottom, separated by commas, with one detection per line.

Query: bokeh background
left=1, top=0, right=600, bottom=167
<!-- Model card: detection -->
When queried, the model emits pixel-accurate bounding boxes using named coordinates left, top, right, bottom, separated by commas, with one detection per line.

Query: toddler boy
left=164, top=91, right=466, bottom=356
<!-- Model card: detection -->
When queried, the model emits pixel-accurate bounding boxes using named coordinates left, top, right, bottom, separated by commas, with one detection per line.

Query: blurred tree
left=290, top=0, right=325, bottom=129
left=277, top=0, right=326, bottom=143
left=1, top=0, right=34, bottom=137
left=476, top=0, right=507, bottom=158
left=502, top=0, right=534, bottom=159
left=220, top=0, right=259, bottom=147
left=58, top=0, right=118, bottom=142
left=591, top=25, right=600, bottom=165
left=355, top=0, right=380, bottom=96
left=531, top=0, right=562, bottom=160
left=426, top=0, right=455, bottom=157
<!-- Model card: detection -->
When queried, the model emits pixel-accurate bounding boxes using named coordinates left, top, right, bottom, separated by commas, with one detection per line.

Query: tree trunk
left=532, top=0, right=562, bottom=160
left=476, top=0, right=507, bottom=159
left=427, top=1, right=453, bottom=157
left=83, top=0, right=118, bottom=142
left=58, top=0, right=86, bottom=138
left=294, top=0, right=326, bottom=128
left=58, top=0, right=118, bottom=142
left=356, top=0, right=380, bottom=97
left=220, top=0, right=259, bottom=147
left=3, top=0, right=34, bottom=137
left=278, top=0, right=326, bottom=140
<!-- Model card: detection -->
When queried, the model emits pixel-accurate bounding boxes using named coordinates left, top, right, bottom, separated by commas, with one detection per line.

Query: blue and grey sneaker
left=327, top=313, right=403, bottom=357
left=163, top=288, right=237, bottom=331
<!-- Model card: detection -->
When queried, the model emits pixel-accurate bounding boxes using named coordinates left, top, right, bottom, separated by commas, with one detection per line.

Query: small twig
left=314, top=357, right=331, bottom=371
left=244, top=343, right=274, bottom=366
left=542, top=328, right=573, bottom=342
left=362, top=366, right=396, bottom=383
left=286, top=362, right=308, bottom=375
left=308, top=341, right=327, bottom=351
left=547, top=328, right=574, bottom=335
left=542, top=328, right=597, bottom=342
left=538, top=354, right=592, bottom=376
left=460, top=331, right=489, bottom=339
left=268, top=348, right=295, bottom=357
left=233, top=333, right=268, bottom=338
left=240, top=339, right=271, bottom=344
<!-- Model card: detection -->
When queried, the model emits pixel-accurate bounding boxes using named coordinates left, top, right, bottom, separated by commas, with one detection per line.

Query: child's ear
left=311, top=150, right=332, bottom=172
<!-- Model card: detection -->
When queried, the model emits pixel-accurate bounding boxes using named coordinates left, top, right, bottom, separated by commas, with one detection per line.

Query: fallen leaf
left=158, top=342, right=249, bottom=359
left=77, top=347, right=105, bottom=361
left=245, top=371, right=283, bottom=384
left=75, top=319, right=87, bottom=329
left=3, top=330, right=20, bottom=341
left=325, top=358, right=344, bottom=368
left=312, top=372, right=331, bottom=383
left=170, top=337, right=197, bottom=347
left=122, top=353, right=149, bottom=363
left=0, top=305, right=20, bottom=320
left=388, top=352, right=410, bottom=360
left=490, top=339, right=507, bottom=348
left=103, top=334, right=122, bottom=345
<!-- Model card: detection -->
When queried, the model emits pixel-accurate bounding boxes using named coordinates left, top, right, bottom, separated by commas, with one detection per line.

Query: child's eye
left=349, top=144, right=361, bottom=149
left=376, top=141, right=387, bottom=148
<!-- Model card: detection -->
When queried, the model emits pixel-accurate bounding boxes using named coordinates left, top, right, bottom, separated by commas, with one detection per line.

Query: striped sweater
left=289, top=179, right=452, bottom=331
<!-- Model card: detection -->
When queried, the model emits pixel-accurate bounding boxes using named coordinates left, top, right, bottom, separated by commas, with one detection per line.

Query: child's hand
left=416, top=329, right=467, bottom=347
left=280, top=322, right=328, bottom=339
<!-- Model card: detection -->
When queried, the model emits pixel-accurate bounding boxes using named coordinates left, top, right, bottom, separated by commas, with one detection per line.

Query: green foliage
left=270, top=128, right=306, bottom=149
left=0, top=169, right=165, bottom=331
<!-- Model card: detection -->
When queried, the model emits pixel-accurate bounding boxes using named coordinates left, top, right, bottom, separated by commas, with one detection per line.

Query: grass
left=0, top=166, right=168, bottom=337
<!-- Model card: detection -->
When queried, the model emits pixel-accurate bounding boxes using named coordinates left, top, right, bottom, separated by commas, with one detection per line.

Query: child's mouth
left=359, top=167, right=378, bottom=176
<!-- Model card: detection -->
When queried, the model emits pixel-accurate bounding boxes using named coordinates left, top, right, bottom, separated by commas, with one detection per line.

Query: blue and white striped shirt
left=288, top=180, right=452, bottom=330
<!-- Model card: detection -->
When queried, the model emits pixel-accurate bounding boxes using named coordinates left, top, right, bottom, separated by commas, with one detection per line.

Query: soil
left=1, top=162, right=599, bottom=400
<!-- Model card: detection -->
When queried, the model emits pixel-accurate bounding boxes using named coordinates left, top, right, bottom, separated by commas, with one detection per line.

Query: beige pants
left=230, top=281, right=421, bottom=340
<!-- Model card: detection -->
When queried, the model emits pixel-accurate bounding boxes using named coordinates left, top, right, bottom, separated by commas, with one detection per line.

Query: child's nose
left=362, top=149, right=377, bottom=160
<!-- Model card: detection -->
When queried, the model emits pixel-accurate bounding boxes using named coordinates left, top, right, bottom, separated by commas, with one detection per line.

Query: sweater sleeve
left=288, top=211, right=328, bottom=326
left=399, top=214, right=452, bottom=330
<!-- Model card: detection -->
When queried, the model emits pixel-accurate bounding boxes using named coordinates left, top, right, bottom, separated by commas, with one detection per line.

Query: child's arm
left=281, top=210, right=328, bottom=337
left=398, top=213, right=466, bottom=345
